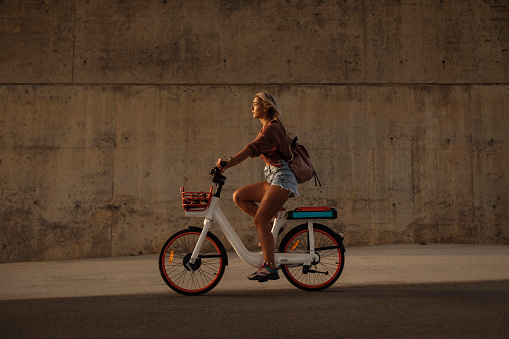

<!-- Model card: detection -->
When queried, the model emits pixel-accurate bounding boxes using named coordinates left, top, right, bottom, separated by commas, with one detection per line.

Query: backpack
left=280, top=137, right=321, bottom=186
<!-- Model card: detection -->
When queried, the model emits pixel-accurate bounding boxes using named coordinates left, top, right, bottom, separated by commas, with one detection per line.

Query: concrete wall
left=1, top=0, right=508, bottom=262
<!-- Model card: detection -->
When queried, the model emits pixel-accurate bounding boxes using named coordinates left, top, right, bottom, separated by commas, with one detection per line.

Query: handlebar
left=210, top=166, right=227, bottom=197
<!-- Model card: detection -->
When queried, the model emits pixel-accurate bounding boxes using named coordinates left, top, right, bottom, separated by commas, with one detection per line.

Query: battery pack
left=285, top=207, right=337, bottom=220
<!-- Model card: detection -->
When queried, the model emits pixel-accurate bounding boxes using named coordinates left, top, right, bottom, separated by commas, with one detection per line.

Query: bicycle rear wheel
left=278, top=223, right=345, bottom=291
left=159, top=228, right=226, bottom=296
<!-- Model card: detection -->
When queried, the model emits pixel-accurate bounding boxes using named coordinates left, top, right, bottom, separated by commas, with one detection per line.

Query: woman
left=216, top=92, right=298, bottom=282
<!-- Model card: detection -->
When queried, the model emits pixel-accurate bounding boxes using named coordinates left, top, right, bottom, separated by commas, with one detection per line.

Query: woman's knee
left=253, top=214, right=271, bottom=230
left=233, top=182, right=268, bottom=206
left=232, top=189, right=243, bottom=206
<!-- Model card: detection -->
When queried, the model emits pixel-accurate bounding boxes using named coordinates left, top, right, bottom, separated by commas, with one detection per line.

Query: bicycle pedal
left=254, top=274, right=280, bottom=283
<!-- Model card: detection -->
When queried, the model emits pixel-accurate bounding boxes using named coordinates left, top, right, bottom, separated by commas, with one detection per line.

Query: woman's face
left=251, top=97, right=267, bottom=120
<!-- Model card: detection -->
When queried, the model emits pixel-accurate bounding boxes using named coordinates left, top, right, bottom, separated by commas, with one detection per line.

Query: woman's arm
left=216, top=145, right=252, bottom=170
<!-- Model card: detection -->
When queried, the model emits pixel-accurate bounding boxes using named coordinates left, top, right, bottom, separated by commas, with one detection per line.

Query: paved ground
left=1, top=244, right=508, bottom=338
left=1, top=280, right=507, bottom=338
left=1, top=244, right=508, bottom=299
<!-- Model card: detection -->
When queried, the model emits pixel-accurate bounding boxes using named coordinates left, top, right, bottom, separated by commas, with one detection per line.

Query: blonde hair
left=255, top=92, right=291, bottom=138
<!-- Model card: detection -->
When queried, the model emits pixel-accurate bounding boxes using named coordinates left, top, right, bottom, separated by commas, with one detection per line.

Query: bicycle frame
left=185, top=196, right=320, bottom=268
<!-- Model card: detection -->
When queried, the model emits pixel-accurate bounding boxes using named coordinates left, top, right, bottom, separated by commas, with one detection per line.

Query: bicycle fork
left=187, top=218, right=213, bottom=271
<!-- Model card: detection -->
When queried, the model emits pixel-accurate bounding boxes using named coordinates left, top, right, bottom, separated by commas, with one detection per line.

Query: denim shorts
left=264, top=160, right=299, bottom=197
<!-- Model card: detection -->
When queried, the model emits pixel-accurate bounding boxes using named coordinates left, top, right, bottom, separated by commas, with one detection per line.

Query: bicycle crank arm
left=306, top=269, right=329, bottom=275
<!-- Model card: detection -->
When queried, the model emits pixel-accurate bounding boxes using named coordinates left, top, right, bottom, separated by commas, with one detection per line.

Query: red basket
left=181, top=187, right=213, bottom=211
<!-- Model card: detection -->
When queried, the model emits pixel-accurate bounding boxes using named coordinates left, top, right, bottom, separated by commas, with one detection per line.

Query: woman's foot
left=247, top=263, right=280, bottom=282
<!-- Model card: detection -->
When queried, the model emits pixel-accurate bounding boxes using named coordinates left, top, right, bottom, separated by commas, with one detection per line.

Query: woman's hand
left=216, top=158, right=229, bottom=172
left=216, top=147, right=251, bottom=172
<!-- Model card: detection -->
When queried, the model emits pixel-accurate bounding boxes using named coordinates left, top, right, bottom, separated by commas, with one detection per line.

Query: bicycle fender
left=187, top=226, right=229, bottom=266
left=337, top=238, right=346, bottom=253
left=332, top=231, right=346, bottom=253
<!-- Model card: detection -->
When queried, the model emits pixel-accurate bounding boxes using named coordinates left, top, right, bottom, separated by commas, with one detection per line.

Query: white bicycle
left=159, top=166, right=346, bottom=295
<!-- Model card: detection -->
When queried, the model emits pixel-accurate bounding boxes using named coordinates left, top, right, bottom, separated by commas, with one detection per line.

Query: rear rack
left=286, top=206, right=337, bottom=220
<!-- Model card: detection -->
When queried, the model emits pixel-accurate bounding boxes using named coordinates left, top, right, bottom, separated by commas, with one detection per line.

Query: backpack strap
left=313, top=171, right=321, bottom=187
left=287, top=136, right=298, bottom=163
left=276, top=136, right=296, bottom=163
left=290, top=136, right=298, bottom=148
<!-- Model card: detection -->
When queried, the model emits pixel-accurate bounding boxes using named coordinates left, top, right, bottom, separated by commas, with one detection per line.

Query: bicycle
left=158, top=165, right=346, bottom=296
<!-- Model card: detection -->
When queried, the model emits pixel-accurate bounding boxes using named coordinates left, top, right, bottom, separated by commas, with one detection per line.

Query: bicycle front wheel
left=278, top=223, right=345, bottom=291
left=159, top=229, right=226, bottom=296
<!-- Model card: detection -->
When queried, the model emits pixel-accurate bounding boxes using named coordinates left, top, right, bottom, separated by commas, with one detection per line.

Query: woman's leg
left=234, top=181, right=290, bottom=265
left=254, top=185, right=291, bottom=265
left=232, top=181, right=270, bottom=217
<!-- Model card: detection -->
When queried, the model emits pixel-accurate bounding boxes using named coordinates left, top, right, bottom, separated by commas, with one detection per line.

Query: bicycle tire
left=278, top=223, right=345, bottom=291
left=159, top=228, right=227, bottom=296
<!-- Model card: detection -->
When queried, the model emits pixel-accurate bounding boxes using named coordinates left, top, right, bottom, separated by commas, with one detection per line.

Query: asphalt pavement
left=1, top=243, right=508, bottom=299
left=1, top=244, right=509, bottom=338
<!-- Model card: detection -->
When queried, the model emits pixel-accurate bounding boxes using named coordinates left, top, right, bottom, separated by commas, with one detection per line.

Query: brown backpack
left=281, top=137, right=321, bottom=186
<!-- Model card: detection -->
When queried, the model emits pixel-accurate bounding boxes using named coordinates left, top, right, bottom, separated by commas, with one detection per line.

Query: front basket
left=181, top=187, right=213, bottom=211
